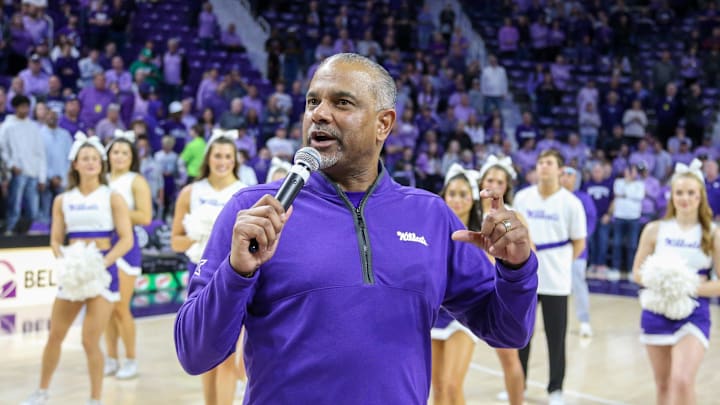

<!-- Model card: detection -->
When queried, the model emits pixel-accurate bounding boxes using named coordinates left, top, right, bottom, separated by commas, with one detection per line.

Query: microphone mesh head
left=294, top=147, right=322, bottom=172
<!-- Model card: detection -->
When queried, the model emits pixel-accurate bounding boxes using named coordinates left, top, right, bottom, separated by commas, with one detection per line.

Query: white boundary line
left=469, top=363, right=628, bottom=405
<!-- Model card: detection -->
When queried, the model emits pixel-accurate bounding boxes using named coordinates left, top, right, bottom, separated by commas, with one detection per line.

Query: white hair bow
left=479, top=154, right=517, bottom=180
left=68, top=132, right=106, bottom=161
left=266, top=157, right=293, bottom=183
left=209, top=128, right=239, bottom=144
left=444, top=163, right=481, bottom=200
left=113, top=129, right=136, bottom=143
left=672, top=158, right=704, bottom=183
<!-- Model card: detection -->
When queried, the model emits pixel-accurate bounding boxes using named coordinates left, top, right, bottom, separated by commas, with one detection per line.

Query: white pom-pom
left=639, top=252, right=700, bottom=320
left=185, top=242, right=205, bottom=263
left=57, top=242, right=110, bottom=301
left=183, top=211, right=216, bottom=242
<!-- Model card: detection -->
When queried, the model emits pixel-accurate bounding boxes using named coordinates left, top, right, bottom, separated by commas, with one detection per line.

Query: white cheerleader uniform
left=60, top=185, right=120, bottom=302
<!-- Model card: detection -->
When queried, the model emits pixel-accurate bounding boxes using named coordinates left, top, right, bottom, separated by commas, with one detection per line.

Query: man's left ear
left=376, top=109, right=396, bottom=143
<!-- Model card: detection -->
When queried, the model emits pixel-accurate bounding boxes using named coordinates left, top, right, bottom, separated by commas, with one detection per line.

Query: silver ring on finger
left=502, top=219, right=512, bottom=233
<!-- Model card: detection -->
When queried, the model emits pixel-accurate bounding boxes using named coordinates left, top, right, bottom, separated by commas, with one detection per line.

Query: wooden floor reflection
left=3, top=294, right=720, bottom=404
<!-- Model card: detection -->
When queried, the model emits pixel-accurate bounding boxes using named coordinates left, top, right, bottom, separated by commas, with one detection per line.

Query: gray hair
left=317, top=53, right=396, bottom=111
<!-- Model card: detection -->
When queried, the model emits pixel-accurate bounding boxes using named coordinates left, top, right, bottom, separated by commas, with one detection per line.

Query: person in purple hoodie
left=174, top=53, right=539, bottom=405
left=583, top=162, right=614, bottom=276
left=561, top=166, right=596, bottom=338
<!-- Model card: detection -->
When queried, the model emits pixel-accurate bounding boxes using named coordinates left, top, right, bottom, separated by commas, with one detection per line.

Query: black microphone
left=248, top=147, right=322, bottom=253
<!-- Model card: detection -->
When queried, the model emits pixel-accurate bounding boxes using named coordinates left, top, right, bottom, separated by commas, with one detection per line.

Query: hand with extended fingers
left=452, top=189, right=532, bottom=268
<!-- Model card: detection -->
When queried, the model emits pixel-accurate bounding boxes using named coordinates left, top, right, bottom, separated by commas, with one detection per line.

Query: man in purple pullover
left=174, top=53, right=539, bottom=404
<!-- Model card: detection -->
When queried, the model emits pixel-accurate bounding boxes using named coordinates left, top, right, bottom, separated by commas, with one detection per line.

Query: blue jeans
left=484, top=96, right=504, bottom=114
left=38, top=183, right=64, bottom=224
left=612, top=218, right=641, bottom=271
left=571, top=258, right=590, bottom=323
left=6, top=173, right=39, bottom=231
left=589, top=221, right=609, bottom=266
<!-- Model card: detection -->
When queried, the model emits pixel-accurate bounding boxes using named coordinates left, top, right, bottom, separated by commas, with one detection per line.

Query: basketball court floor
left=3, top=285, right=720, bottom=404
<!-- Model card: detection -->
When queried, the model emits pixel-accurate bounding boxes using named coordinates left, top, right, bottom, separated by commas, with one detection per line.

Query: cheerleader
left=171, top=129, right=247, bottom=405
left=633, top=159, right=720, bottom=405
left=475, top=156, right=528, bottom=405
left=431, top=163, right=482, bottom=405
left=104, top=129, right=153, bottom=380
left=22, top=134, right=133, bottom=405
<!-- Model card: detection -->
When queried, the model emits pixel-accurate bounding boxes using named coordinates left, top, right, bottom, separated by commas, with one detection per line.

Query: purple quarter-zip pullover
left=175, top=166, right=538, bottom=404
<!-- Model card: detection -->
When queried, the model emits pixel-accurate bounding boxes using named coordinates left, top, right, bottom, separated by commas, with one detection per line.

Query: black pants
left=519, top=294, right=568, bottom=393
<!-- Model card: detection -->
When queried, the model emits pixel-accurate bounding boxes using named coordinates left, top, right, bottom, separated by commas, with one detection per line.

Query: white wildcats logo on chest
left=397, top=231, right=429, bottom=247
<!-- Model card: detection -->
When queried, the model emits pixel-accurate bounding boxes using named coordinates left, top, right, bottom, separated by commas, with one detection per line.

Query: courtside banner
left=0, top=247, right=58, bottom=309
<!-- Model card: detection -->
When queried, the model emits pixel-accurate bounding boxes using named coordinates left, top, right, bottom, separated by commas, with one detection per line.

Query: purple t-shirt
left=198, top=11, right=217, bottom=39
left=583, top=178, right=614, bottom=217
left=706, top=177, right=720, bottom=218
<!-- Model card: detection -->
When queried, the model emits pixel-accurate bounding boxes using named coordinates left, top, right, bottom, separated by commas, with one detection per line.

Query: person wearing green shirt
left=129, top=48, right=163, bottom=88
left=181, top=124, right=207, bottom=182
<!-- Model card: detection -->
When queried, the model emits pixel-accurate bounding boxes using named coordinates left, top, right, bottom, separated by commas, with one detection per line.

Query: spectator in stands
left=681, top=44, right=701, bottom=86
left=481, top=55, right=508, bottom=114
left=694, top=137, right=718, bottom=161
left=610, top=164, right=645, bottom=279
left=79, top=72, right=115, bottom=129
left=180, top=124, right=206, bottom=184
left=625, top=79, right=651, bottom=110
left=56, top=13, right=81, bottom=50
left=154, top=135, right=180, bottom=220
left=704, top=159, right=720, bottom=221
left=39, top=109, right=72, bottom=224
left=242, top=85, right=263, bottom=120
left=19, top=54, right=49, bottom=97
left=498, top=17, right=519, bottom=58
left=702, top=45, right=720, bottom=87
left=672, top=139, right=695, bottom=166
left=8, top=13, right=33, bottom=64
left=99, top=42, right=117, bottom=70
left=535, top=72, right=559, bottom=118
left=44, top=76, right=65, bottom=113
left=162, top=101, right=189, bottom=154
left=684, top=83, right=706, bottom=146
left=656, top=82, right=682, bottom=146
left=33, top=101, right=49, bottom=124
left=537, top=127, right=562, bottom=151
left=195, top=68, right=219, bottom=112
left=198, top=2, right=219, bottom=50
left=630, top=139, right=656, bottom=175
left=22, top=2, right=49, bottom=45
left=612, top=143, right=631, bottom=176
left=6, top=77, right=32, bottom=113
left=652, top=50, right=678, bottom=97
left=601, top=91, right=624, bottom=136
left=236, top=149, right=258, bottom=187
left=638, top=161, right=661, bottom=224
left=105, top=56, right=132, bottom=93
left=667, top=125, right=692, bottom=155
left=129, top=49, right=162, bottom=89
left=108, top=0, right=131, bottom=51
left=650, top=137, right=673, bottom=183
left=54, top=40, right=80, bottom=91
left=579, top=101, right=602, bottom=148
left=56, top=94, right=81, bottom=135
left=530, top=17, right=549, bottom=61
left=95, top=103, right=125, bottom=143
left=78, top=49, right=104, bottom=90
left=584, top=162, right=614, bottom=277
left=549, top=55, right=571, bottom=91
left=563, top=133, right=590, bottom=169
left=220, top=23, right=245, bottom=53
left=162, top=38, right=188, bottom=105
left=0, top=95, right=46, bottom=235
left=416, top=4, right=434, bottom=50
left=219, top=98, right=245, bottom=130
left=514, top=138, right=539, bottom=177
left=622, top=100, right=648, bottom=148
left=87, top=0, right=112, bottom=50
left=180, top=98, right=197, bottom=131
